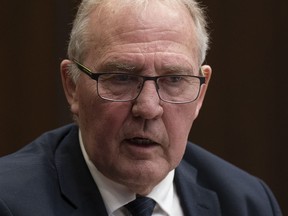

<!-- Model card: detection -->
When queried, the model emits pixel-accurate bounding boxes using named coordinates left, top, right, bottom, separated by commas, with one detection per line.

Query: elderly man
left=0, top=0, right=282, bottom=215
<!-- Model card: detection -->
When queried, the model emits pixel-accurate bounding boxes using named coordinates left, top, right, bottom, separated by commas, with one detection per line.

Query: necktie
left=125, top=195, right=156, bottom=216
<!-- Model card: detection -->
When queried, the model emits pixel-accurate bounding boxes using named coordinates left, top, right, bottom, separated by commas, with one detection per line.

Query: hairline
left=67, top=0, right=209, bottom=82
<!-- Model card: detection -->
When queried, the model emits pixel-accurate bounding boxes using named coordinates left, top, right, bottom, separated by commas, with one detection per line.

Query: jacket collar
left=54, top=125, right=108, bottom=216
left=175, top=159, right=221, bottom=216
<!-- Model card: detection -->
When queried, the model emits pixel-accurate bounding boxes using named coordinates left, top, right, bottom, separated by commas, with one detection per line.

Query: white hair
left=67, top=0, right=210, bottom=81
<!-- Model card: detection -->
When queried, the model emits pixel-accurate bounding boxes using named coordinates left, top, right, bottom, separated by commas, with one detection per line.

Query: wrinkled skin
left=61, top=0, right=211, bottom=195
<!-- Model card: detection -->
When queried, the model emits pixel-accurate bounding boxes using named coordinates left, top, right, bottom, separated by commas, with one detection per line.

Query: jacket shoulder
left=0, top=124, right=77, bottom=167
left=180, top=142, right=282, bottom=215
left=0, top=124, right=79, bottom=215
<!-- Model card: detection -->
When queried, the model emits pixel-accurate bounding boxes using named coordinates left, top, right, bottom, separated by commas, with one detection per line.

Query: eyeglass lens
left=97, top=73, right=201, bottom=103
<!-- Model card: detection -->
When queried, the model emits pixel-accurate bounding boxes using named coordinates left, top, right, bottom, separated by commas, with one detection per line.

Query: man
left=0, top=0, right=282, bottom=215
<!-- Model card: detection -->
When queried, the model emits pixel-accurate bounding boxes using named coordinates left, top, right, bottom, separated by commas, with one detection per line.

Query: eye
left=160, top=76, right=184, bottom=86
left=112, top=74, right=131, bottom=82
left=168, top=76, right=183, bottom=83
left=101, top=73, right=139, bottom=85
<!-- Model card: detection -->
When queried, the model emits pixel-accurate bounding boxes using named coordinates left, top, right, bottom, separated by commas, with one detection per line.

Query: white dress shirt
left=79, top=130, right=184, bottom=216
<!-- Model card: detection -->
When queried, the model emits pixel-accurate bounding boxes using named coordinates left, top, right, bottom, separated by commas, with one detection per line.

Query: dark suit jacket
left=0, top=124, right=282, bottom=216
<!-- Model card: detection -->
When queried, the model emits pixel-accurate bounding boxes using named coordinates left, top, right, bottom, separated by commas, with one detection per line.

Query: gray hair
left=67, top=0, right=210, bottom=81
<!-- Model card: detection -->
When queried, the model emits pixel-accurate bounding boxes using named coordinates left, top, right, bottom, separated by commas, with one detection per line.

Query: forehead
left=85, top=0, right=199, bottom=69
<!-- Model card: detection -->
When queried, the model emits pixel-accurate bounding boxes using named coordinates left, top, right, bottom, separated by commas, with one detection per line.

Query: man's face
left=62, top=1, right=211, bottom=194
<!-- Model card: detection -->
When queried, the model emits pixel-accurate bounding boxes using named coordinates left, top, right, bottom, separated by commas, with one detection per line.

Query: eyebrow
left=100, top=61, right=138, bottom=72
left=98, top=61, right=201, bottom=76
left=162, top=65, right=195, bottom=75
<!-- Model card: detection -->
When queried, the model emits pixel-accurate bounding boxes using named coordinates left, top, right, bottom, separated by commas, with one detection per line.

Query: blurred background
left=0, top=0, right=287, bottom=214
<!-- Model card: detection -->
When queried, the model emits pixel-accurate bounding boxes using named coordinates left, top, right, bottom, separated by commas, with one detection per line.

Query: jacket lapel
left=175, top=160, right=221, bottom=216
left=54, top=125, right=108, bottom=216
left=53, top=125, right=221, bottom=216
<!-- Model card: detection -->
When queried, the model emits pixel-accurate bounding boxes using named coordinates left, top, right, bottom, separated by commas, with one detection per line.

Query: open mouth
left=125, top=137, right=158, bottom=147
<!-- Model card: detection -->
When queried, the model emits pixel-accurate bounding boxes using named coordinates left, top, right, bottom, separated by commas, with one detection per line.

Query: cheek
left=76, top=78, right=132, bottom=139
left=80, top=99, right=131, bottom=137
left=79, top=101, right=132, bottom=165
left=79, top=98, right=131, bottom=144
left=165, top=104, right=197, bottom=140
left=73, top=79, right=97, bottom=118
left=163, top=104, right=198, bottom=162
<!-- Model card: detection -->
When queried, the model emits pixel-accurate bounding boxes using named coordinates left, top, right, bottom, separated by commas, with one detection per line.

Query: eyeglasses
left=73, top=60, right=206, bottom=104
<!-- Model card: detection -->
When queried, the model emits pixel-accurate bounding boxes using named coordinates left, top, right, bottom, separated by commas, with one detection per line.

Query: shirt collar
left=79, top=130, right=175, bottom=215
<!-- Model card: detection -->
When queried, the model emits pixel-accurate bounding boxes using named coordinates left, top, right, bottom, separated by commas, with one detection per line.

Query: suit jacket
left=0, top=124, right=282, bottom=216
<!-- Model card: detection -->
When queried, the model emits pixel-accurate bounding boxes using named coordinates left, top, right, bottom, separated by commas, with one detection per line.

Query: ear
left=194, top=65, right=212, bottom=116
left=60, top=59, right=79, bottom=115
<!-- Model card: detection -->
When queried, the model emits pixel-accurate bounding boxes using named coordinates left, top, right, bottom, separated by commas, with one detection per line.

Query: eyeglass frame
left=72, top=59, right=206, bottom=104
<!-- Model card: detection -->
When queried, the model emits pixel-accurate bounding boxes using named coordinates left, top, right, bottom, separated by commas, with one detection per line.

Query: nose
left=132, top=81, right=163, bottom=119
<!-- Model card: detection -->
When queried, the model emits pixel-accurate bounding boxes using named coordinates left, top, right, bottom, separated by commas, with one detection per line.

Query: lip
left=122, top=137, right=160, bottom=156
left=126, top=137, right=158, bottom=146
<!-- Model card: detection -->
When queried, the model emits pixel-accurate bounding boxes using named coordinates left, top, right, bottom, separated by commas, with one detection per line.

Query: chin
left=115, top=160, right=172, bottom=192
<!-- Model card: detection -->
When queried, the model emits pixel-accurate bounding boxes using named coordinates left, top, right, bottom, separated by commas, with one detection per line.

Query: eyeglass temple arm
left=72, top=59, right=98, bottom=80
left=199, top=67, right=206, bottom=85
